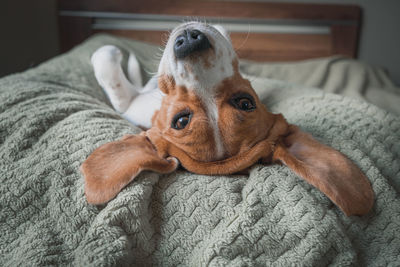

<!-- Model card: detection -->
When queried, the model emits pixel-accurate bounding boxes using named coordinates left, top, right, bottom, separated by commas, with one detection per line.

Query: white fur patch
left=199, top=94, right=225, bottom=159
left=127, top=52, right=143, bottom=88
left=123, top=87, right=164, bottom=129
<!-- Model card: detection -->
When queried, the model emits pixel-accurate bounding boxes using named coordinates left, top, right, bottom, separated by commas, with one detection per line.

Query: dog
left=82, top=22, right=374, bottom=216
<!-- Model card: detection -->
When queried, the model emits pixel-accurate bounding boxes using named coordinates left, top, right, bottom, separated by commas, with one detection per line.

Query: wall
left=0, top=0, right=59, bottom=77
left=243, top=0, right=400, bottom=85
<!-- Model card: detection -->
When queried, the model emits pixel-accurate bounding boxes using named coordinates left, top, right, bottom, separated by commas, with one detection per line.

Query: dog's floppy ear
left=81, top=134, right=178, bottom=204
left=273, top=125, right=374, bottom=216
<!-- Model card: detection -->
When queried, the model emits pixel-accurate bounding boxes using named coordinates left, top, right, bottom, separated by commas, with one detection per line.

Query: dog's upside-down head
left=81, top=22, right=374, bottom=216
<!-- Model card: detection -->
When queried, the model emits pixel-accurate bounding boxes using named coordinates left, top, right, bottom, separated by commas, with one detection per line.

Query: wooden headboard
left=58, top=0, right=361, bottom=62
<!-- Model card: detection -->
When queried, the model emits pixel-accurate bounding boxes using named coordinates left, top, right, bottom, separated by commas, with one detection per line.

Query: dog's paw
left=91, top=45, right=139, bottom=113
left=91, top=45, right=123, bottom=66
left=127, top=52, right=143, bottom=88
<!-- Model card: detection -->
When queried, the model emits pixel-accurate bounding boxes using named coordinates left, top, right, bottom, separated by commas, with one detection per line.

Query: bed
left=1, top=1, right=400, bottom=266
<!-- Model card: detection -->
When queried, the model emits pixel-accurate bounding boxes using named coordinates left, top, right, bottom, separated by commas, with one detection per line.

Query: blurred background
left=1, top=0, right=399, bottom=86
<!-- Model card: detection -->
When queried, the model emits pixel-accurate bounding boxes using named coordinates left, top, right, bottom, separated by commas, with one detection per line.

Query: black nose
left=174, top=29, right=211, bottom=59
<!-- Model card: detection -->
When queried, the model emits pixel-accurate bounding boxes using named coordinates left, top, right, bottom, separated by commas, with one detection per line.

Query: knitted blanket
left=1, top=35, right=399, bottom=266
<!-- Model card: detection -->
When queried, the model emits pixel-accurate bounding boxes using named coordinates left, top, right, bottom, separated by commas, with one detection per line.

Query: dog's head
left=82, top=22, right=373, bottom=216
left=153, top=22, right=279, bottom=162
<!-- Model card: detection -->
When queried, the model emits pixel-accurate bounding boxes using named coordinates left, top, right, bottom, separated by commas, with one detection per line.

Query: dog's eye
left=172, top=110, right=192, bottom=130
left=237, top=98, right=254, bottom=111
left=230, top=93, right=256, bottom=111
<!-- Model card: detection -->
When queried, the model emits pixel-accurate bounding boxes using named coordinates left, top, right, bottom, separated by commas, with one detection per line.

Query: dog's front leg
left=91, top=45, right=141, bottom=113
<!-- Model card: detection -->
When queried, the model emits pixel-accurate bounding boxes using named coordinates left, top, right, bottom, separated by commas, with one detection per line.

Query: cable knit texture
left=1, top=35, right=399, bottom=266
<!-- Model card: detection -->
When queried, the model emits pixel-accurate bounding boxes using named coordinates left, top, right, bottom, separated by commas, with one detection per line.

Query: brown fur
left=272, top=125, right=374, bottom=216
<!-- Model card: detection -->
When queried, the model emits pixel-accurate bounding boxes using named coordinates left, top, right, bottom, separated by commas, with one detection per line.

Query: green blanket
left=1, top=34, right=399, bottom=266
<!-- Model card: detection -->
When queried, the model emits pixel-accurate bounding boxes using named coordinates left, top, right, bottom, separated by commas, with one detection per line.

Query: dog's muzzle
left=174, top=29, right=211, bottom=59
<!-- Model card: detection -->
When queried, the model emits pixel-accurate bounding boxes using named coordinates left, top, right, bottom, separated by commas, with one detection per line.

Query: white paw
left=128, top=53, right=143, bottom=88
left=91, top=45, right=136, bottom=113
left=91, top=45, right=122, bottom=66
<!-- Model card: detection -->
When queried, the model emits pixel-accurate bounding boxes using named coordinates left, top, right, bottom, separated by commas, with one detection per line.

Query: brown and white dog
left=82, top=22, right=374, bottom=216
